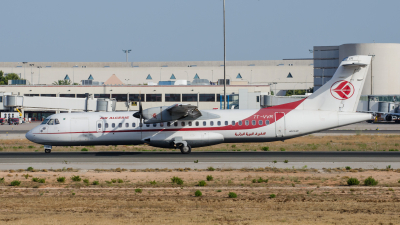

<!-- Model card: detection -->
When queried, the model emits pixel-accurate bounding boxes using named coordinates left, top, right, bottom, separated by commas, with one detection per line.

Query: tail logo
left=330, top=80, right=355, bottom=100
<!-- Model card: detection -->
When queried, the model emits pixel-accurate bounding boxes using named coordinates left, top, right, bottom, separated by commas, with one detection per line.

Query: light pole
left=23, top=62, right=27, bottom=80
left=122, top=49, right=131, bottom=62
left=37, top=66, right=42, bottom=84
left=73, top=65, right=77, bottom=85
left=29, top=64, right=34, bottom=85
left=125, top=79, right=130, bottom=85
left=223, top=0, right=226, bottom=109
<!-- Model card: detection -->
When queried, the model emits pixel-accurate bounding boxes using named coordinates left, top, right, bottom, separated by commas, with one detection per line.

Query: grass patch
left=195, top=190, right=202, bottom=197
left=206, top=175, right=213, bottom=181
left=83, top=179, right=89, bottom=185
left=149, top=180, right=157, bottom=185
left=364, top=177, right=378, bottom=186
left=228, top=192, right=237, bottom=198
left=261, top=146, right=269, bottom=151
left=81, top=148, right=89, bottom=152
left=92, top=181, right=99, bottom=185
left=207, top=167, right=215, bottom=171
left=0, top=177, right=4, bottom=183
left=198, top=180, right=207, bottom=186
left=71, top=175, right=81, bottom=182
left=347, top=178, right=360, bottom=186
left=269, top=194, right=276, bottom=198
left=171, top=176, right=184, bottom=185
left=10, top=180, right=21, bottom=186
left=27, top=167, right=34, bottom=172
left=284, top=160, right=289, bottom=163
left=38, top=178, right=45, bottom=183
left=57, top=177, right=65, bottom=183
left=135, top=188, right=142, bottom=193
left=117, top=179, right=124, bottom=183
left=32, top=177, right=39, bottom=182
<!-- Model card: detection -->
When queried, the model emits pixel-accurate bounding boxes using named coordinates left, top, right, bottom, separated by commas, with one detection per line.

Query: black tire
left=180, top=145, right=191, bottom=154
left=45, top=149, right=51, bottom=153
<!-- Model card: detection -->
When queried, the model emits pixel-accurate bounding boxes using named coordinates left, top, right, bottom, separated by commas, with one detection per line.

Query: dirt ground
left=1, top=134, right=400, bottom=152
left=1, top=169, right=400, bottom=224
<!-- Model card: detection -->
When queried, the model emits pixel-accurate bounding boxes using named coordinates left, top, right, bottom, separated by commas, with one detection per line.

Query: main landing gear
left=44, top=145, right=52, bottom=154
left=179, top=145, right=192, bottom=154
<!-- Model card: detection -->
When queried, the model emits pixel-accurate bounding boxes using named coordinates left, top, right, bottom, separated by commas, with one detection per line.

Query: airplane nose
left=25, top=130, right=34, bottom=142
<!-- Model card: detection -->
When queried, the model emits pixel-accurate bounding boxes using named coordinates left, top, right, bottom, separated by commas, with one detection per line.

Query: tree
left=0, top=71, right=21, bottom=85
left=52, top=80, right=71, bottom=85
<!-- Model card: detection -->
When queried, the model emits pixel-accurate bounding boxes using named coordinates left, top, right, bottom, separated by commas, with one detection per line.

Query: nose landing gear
left=44, top=145, right=52, bottom=154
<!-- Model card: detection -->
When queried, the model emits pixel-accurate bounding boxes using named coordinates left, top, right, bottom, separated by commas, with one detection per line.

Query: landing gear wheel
left=180, top=145, right=191, bottom=154
left=45, top=149, right=51, bottom=154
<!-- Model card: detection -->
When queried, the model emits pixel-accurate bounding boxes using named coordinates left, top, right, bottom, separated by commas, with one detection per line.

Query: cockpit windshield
left=41, top=118, right=50, bottom=125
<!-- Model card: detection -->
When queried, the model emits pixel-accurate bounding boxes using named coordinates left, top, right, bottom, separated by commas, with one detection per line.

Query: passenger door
left=275, top=112, right=285, bottom=137
left=96, top=120, right=103, bottom=133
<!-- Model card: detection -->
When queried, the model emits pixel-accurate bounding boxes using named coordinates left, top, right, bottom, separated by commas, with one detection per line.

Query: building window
left=146, top=94, right=162, bottom=102
left=216, top=94, right=226, bottom=101
left=94, top=94, right=110, bottom=98
left=182, top=94, right=198, bottom=102
left=60, top=94, right=75, bottom=98
left=236, top=73, right=242, bottom=79
left=112, top=94, right=128, bottom=102
left=129, top=94, right=145, bottom=102
left=170, top=74, right=176, bottom=79
left=199, top=94, right=215, bottom=102
left=77, top=94, right=87, bottom=98
left=257, top=96, right=259, bottom=102
left=146, top=74, right=152, bottom=80
left=41, top=94, right=56, bottom=97
left=165, top=94, right=180, bottom=102
left=287, top=72, right=293, bottom=78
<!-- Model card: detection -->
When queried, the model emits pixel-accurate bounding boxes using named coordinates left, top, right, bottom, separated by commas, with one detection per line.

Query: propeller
left=133, top=94, right=143, bottom=126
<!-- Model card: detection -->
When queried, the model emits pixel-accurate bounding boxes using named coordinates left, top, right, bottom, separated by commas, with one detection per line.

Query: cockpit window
left=55, top=119, right=60, bottom=125
left=47, top=119, right=54, bottom=125
left=41, top=118, right=50, bottom=125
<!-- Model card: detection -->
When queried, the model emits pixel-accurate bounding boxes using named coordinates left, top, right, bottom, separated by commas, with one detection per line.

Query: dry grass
left=1, top=169, right=400, bottom=224
left=1, top=134, right=400, bottom=152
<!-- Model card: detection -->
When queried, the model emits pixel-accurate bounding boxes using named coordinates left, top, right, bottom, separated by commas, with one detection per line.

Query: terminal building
left=0, top=43, right=399, bottom=121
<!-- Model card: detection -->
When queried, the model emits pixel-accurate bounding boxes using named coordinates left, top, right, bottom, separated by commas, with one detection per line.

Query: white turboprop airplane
left=26, top=55, right=373, bottom=154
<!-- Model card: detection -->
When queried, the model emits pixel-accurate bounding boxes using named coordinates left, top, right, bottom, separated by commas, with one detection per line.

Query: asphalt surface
left=1, top=152, right=400, bottom=163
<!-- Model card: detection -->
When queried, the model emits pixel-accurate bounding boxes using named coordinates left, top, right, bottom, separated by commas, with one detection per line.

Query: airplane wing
left=166, top=104, right=202, bottom=119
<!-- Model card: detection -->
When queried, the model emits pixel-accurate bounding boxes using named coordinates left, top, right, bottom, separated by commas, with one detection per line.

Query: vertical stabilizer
left=302, top=55, right=371, bottom=112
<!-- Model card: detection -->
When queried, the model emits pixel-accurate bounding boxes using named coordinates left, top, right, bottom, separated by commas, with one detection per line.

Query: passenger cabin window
left=259, top=120, right=263, bottom=125
left=196, top=121, right=199, bottom=126
left=174, top=122, right=178, bottom=127
left=105, top=123, right=109, bottom=128
left=132, top=123, right=136, bottom=127
left=181, top=122, right=185, bottom=126
left=252, top=120, right=256, bottom=126
left=238, top=121, right=242, bottom=126
left=98, top=123, right=101, bottom=128
left=188, top=122, right=192, bottom=126
left=146, top=124, right=150, bottom=127
left=118, top=123, right=122, bottom=128
left=225, top=121, right=228, bottom=126
left=217, top=121, right=221, bottom=126
left=232, top=121, right=235, bottom=125
left=245, top=121, right=249, bottom=126
left=210, top=121, right=214, bottom=126
left=139, top=123, right=143, bottom=127
left=112, top=123, right=115, bottom=128
left=125, top=123, right=129, bottom=128
left=55, top=119, right=60, bottom=125
left=203, top=121, right=206, bottom=126
left=160, top=123, right=164, bottom=127
left=153, top=123, right=157, bottom=127
left=167, top=122, right=171, bottom=127
left=265, top=120, right=270, bottom=125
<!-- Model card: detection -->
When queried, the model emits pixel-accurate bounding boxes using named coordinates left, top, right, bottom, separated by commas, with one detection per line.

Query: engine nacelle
left=142, top=132, right=224, bottom=148
left=385, top=114, right=393, bottom=121
left=141, top=106, right=181, bottom=123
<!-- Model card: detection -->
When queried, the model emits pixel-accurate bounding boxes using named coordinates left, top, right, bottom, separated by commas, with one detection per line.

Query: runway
left=1, top=151, right=400, bottom=170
